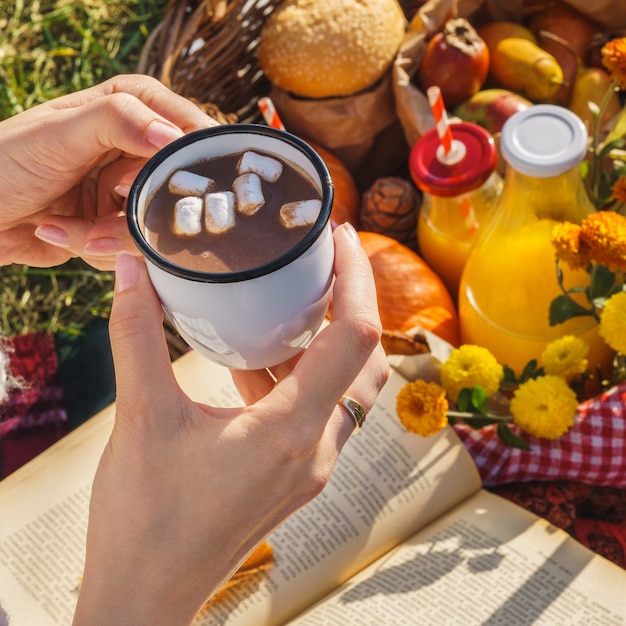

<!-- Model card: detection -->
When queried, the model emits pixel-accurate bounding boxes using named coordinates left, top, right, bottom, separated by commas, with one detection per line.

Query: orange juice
left=417, top=172, right=502, bottom=298
left=458, top=105, right=614, bottom=378
left=459, top=219, right=612, bottom=375
left=409, top=122, right=501, bottom=302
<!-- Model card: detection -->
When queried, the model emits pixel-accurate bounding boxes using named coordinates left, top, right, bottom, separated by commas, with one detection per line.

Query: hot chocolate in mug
left=127, top=124, right=335, bottom=370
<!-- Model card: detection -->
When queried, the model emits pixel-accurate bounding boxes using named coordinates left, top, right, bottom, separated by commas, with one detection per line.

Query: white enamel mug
left=127, top=125, right=335, bottom=370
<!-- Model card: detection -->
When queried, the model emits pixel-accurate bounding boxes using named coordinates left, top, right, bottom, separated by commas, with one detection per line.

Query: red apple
left=417, top=18, right=490, bottom=109
left=452, top=89, right=532, bottom=135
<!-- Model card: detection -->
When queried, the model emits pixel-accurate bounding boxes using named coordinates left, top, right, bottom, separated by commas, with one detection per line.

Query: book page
left=194, top=372, right=481, bottom=626
left=0, top=351, right=242, bottom=626
left=0, top=351, right=481, bottom=626
left=286, top=489, right=626, bottom=625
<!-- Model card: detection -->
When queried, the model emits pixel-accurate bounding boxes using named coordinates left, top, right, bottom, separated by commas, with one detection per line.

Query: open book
left=1, top=350, right=625, bottom=625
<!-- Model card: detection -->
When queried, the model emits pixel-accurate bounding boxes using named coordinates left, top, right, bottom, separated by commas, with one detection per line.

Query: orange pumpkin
left=359, top=231, right=460, bottom=347
left=306, top=141, right=360, bottom=228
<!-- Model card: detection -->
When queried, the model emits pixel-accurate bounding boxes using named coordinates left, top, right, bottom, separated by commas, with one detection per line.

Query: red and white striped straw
left=258, top=96, right=285, bottom=130
left=427, top=86, right=453, bottom=155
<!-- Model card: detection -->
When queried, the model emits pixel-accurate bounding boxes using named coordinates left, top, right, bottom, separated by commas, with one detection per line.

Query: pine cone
left=360, top=177, right=420, bottom=252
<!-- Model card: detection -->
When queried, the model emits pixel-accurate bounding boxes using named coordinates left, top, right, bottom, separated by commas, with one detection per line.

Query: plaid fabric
left=0, top=323, right=115, bottom=479
left=453, top=382, right=626, bottom=488
left=490, top=480, right=626, bottom=570
left=0, top=331, right=66, bottom=434
left=0, top=331, right=69, bottom=477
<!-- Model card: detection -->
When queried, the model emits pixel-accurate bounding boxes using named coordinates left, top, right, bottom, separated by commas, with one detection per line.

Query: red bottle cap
left=409, top=122, right=497, bottom=197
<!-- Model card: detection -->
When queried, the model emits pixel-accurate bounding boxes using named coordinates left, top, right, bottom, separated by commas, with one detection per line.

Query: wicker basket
left=139, top=0, right=418, bottom=359
left=138, top=0, right=421, bottom=125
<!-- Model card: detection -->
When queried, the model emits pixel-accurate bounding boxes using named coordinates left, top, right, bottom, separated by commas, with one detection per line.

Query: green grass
left=0, top=0, right=168, bottom=118
left=1, top=260, right=115, bottom=336
left=0, top=0, right=168, bottom=336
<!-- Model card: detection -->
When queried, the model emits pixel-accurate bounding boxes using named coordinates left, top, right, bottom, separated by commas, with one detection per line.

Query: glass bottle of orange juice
left=410, top=122, right=502, bottom=301
left=458, top=105, right=614, bottom=377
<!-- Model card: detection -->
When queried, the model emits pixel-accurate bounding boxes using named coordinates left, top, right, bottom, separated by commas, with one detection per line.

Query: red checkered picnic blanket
left=0, top=332, right=70, bottom=476
left=453, top=382, right=626, bottom=488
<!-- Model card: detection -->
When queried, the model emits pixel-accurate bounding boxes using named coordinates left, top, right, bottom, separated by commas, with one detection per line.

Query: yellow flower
left=579, top=211, right=626, bottom=273
left=510, top=376, right=578, bottom=439
left=440, top=344, right=504, bottom=402
left=599, top=291, right=626, bottom=354
left=551, top=221, right=591, bottom=270
left=611, top=176, right=626, bottom=205
left=396, top=380, right=448, bottom=437
left=540, top=335, right=589, bottom=378
left=602, top=37, right=626, bottom=90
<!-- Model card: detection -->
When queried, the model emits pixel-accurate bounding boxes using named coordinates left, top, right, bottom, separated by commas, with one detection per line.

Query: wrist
left=73, top=561, right=207, bottom=626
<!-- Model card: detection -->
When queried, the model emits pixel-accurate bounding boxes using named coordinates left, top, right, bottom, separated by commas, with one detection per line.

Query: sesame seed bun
left=257, top=0, right=406, bottom=99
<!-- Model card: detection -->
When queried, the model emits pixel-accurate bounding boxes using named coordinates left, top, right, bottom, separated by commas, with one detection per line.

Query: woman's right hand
left=73, top=222, right=389, bottom=626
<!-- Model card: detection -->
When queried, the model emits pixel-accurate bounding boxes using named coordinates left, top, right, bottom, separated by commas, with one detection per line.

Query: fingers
left=230, top=353, right=303, bottom=405
left=108, top=253, right=179, bottom=420
left=51, top=96, right=184, bottom=166
left=38, top=76, right=216, bottom=174
left=35, top=212, right=137, bottom=272
left=86, top=75, right=217, bottom=134
left=0, top=224, right=74, bottom=268
left=264, top=223, right=388, bottom=434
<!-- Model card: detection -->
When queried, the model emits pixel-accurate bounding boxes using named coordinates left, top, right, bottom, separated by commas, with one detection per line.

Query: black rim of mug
left=127, top=124, right=334, bottom=283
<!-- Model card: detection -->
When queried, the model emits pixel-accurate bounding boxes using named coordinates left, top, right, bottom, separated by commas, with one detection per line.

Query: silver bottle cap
left=500, top=105, right=588, bottom=178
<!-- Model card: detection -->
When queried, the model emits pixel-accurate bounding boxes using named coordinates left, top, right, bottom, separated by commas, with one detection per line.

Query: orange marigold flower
left=579, top=210, right=626, bottom=273
left=551, top=221, right=590, bottom=270
left=396, top=380, right=448, bottom=437
left=611, top=176, right=626, bottom=205
left=602, top=37, right=626, bottom=90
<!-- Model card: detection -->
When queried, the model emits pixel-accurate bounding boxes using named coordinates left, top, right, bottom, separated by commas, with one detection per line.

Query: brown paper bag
left=270, top=64, right=410, bottom=191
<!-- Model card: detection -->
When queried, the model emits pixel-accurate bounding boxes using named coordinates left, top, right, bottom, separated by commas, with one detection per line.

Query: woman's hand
left=73, top=223, right=389, bottom=625
left=0, top=74, right=216, bottom=270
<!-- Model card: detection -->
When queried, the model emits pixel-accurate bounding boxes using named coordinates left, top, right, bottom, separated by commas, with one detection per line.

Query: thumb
left=108, top=253, right=177, bottom=410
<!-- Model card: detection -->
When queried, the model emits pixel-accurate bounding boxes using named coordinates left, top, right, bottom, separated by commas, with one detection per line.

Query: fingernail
left=115, top=252, right=140, bottom=292
left=35, top=225, right=70, bottom=248
left=114, top=183, right=131, bottom=198
left=341, top=222, right=361, bottom=245
left=145, top=120, right=184, bottom=150
left=84, top=238, right=124, bottom=256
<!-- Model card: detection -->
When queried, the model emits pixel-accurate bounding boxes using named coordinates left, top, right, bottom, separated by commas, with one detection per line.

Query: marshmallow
left=232, top=173, right=265, bottom=216
left=173, top=196, right=203, bottom=235
left=237, top=151, right=283, bottom=183
left=205, top=191, right=236, bottom=234
left=279, top=199, right=322, bottom=229
left=169, top=169, right=215, bottom=196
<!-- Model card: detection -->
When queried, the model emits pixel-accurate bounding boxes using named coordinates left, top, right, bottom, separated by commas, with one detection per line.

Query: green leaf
left=497, top=422, right=531, bottom=450
left=599, top=137, right=626, bottom=158
left=580, top=160, right=590, bottom=181
left=471, top=386, right=490, bottom=415
left=465, top=416, right=501, bottom=430
left=502, top=365, right=517, bottom=383
left=520, top=359, right=539, bottom=381
left=456, top=388, right=472, bottom=413
left=549, top=295, right=593, bottom=325
left=590, top=265, right=617, bottom=300
left=604, top=104, right=626, bottom=146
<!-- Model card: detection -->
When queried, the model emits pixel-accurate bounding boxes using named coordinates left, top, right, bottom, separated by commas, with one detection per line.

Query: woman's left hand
left=0, top=74, right=216, bottom=270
